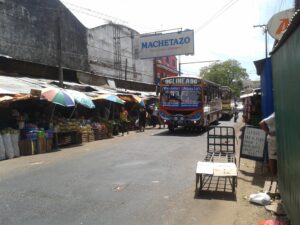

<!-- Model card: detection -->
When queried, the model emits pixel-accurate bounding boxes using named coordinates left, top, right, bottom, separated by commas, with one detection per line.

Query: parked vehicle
left=220, top=86, right=234, bottom=120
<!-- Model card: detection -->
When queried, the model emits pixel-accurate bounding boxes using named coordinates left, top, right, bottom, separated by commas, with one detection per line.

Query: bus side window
left=204, top=86, right=208, bottom=103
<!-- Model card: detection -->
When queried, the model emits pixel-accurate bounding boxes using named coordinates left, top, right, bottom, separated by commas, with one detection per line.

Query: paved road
left=0, top=119, right=239, bottom=225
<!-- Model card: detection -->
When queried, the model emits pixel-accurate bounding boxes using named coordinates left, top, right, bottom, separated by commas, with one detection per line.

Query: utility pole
left=57, top=12, right=63, bottom=88
left=254, top=24, right=268, bottom=59
left=124, top=58, right=128, bottom=91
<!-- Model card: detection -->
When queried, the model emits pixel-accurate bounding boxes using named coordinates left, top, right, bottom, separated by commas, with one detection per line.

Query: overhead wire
left=195, top=0, right=240, bottom=33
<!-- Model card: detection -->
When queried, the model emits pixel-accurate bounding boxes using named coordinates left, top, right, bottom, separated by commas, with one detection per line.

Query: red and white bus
left=159, top=76, right=222, bottom=131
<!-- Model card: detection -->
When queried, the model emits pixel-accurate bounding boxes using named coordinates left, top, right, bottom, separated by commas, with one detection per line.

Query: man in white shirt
left=259, top=112, right=277, bottom=176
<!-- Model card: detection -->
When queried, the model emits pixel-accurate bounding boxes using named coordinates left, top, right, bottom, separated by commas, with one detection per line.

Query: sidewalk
left=234, top=120, right=288, bottom=225
left=235, top=158, right=273, bottom=224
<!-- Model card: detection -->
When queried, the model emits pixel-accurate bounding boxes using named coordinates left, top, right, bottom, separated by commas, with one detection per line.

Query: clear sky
left=61, top=0, right=294, bottom=80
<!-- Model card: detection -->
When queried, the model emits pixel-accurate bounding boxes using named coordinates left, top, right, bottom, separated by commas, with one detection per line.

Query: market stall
left=241, top=89, right=262, bottom=126
left=117, top=94, right=145, bottom=131
left=91, top=93, right=125, bottom=136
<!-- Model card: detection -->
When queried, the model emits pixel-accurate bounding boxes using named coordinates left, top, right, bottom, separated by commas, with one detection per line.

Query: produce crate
left=81, top=132, right=88, bottom=143
left=58, top=135, right=72, bottom=145
left=93, top=129, right=106, bottom=140
left=37, top=137, right=47, bottom=154
left=75, top=132, right=83, bottom=144
left=46, top=138, right=53, bottom=152
left=88, top=133, right=95, bottom=142
left=19, top=139, right=37, bottom=156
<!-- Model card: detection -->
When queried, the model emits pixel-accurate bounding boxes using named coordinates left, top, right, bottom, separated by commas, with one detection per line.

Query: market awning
left=65, top=89, right=95, bottom=109
left=117, top=94, right=145, bottom=107
left=0, top=88, right=17, bottom=95
left=0, top=75, right=53, bottom=94
left=41, top=88, right=75, bottom=107
left=91, top=94, right=125, bottom=104
left=0, top=94, right=36, bottom=103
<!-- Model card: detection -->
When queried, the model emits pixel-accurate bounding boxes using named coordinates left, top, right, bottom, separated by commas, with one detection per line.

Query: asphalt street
left=0, top=119, right=239, bottom=225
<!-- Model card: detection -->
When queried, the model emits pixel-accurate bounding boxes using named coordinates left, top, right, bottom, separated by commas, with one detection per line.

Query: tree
left=199, top=59, right=249, bottom=96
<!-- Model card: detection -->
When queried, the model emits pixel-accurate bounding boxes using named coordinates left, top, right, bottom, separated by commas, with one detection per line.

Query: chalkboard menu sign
left=240, top=126, right=266, bottom=161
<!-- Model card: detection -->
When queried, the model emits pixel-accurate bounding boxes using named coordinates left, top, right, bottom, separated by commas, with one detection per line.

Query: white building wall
left=87, top=24, right=154, bottom=84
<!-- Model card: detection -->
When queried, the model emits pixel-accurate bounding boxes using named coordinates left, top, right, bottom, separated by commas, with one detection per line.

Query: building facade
left=0, top=0, right=156, bottom=91
left=0, top=0, right=89, bottom=75
left=154, top=56, right=178, bottom=84
left=87, top=24, right=154, bottom=84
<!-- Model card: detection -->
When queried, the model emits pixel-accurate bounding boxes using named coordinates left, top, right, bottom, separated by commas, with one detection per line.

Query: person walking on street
left=120, top=107, right=129, bottom=136
left=138, top=107, right=147, bottom=132
left=156, top=107, right=165, bottom=129
left=233, top=104, right=239, bottom=122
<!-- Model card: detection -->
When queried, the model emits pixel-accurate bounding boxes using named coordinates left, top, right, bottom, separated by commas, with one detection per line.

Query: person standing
left=259, top=112, right=277, bottom=176
left=156, top=107, right=165, bottom=129
left=104, top=106, right=110, bottom=120
left=233, top=104, right=239, bottom=122
left=120, top=107, right=129, bottom=136
left=138, top=107, right=147, bottom=132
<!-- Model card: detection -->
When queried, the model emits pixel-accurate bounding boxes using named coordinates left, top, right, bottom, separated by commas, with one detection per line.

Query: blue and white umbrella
left=65, top=89, right=95, bottom=109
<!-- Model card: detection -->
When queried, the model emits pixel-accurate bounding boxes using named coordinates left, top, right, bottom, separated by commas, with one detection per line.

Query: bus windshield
left=160, top=86, right=201, bottom=108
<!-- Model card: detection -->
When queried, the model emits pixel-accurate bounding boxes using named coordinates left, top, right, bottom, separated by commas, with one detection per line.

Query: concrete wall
left=88, top=24, right=154, bottom=84
left=0, top=0, right=89, bottom=72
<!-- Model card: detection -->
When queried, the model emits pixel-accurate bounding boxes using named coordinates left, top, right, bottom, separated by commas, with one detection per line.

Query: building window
left=172, top=60, right=176, bottom=67
left=165, top=56, right=168, bottom=64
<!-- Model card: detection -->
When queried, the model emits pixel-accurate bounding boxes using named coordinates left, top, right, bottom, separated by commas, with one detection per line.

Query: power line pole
left=124, top=58, right=128, bottom=91
left=254, top=24, right=268, bottom=59
left=57, top=12, right=63, bottom=88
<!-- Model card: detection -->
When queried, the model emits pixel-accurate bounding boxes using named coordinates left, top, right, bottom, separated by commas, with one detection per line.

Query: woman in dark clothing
left=138, top=107, right=147, bottom=132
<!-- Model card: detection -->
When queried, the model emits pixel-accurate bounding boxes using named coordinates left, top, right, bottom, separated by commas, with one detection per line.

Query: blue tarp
left=254, top=58, right=274, bottom=119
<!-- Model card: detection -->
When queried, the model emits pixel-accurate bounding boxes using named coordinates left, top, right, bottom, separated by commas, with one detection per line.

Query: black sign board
left=240, top=126, right=266, bottom=161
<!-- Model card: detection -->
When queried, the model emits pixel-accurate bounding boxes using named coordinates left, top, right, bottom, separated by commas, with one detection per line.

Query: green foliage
left=200, top=59, right=249, bottom=96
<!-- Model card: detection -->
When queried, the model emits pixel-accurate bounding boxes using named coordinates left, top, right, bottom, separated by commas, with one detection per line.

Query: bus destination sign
left=162, top=77, right=200, bottom=85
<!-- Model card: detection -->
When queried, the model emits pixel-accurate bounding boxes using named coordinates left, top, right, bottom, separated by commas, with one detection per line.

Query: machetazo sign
left=137, top=30, right=194, bottom=59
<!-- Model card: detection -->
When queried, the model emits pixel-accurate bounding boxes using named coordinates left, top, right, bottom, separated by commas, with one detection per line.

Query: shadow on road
left=152, top=127, right=207, bottom=137
left=151, top=124, right=224, bottom=137
left=194, top=190, right=237, bottom=202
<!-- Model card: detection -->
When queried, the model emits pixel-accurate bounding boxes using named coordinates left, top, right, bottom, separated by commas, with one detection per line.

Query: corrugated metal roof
left=90, top=85, right=116, bottom=94
left=0, top=75, right=54, bottom=94
left=0, top=88, right=17, bottom=95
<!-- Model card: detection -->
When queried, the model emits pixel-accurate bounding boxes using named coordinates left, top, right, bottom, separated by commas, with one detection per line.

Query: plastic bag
left=0, top=134, right=6, bottom=160
left=249, top=192, right=271, bottom=206
left=11, top=133, right=20, bottom=157
left=3, top=133, right=14, bottom=159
